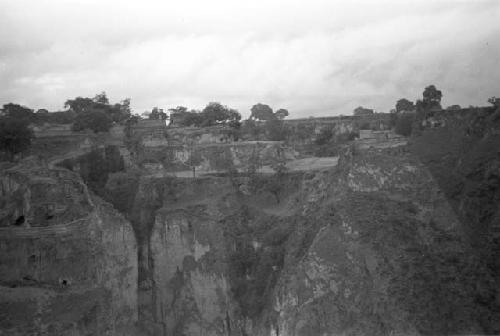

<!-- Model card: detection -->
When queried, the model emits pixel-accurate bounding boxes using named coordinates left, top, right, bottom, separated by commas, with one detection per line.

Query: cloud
left=0, top=0, right=499, bottom=117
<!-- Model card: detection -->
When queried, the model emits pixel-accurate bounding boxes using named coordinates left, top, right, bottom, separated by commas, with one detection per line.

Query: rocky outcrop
left=20, top=107, right=497, bottom=335
left=138, top=141, right=296, bottom=176
left=129, top=177, right=242, bottom=335
left=0, top=158, right=93, bottom=227
left=265, top=147, right=497, bottom=335
left=125, top=142, right=499, bottom=335
left=0, top=158, right=138, bottom=336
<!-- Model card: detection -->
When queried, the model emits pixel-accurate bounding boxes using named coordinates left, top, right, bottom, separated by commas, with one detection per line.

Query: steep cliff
left=117, top=139, right=499, bottom=335
left=265, top=147, right=497, bottom=335
left=0, top=158, right=138, bottom=336
left=30, top=108, right=499, bottom=335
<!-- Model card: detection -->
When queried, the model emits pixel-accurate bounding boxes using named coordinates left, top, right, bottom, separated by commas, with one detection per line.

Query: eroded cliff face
left=0, top=159, right=138, bottom=336
left=149, top=206, right=234, bottom=335
left=43, top=112, right=499, bottom=335
left=121, top=142, right=499, bottom=335
left=128, top=178, right=240, bottom=335
left=266, top=147, right=497, bottom=335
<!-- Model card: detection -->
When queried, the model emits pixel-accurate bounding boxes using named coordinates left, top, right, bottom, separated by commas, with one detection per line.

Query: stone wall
left=166, top=125, right=234, bottom=146
left=285, top=113, right=391, bottom=143
left=139, top=141, right=296, bottom=176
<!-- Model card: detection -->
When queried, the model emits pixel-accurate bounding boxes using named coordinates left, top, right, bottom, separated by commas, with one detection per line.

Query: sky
left=1, top=0, right=499, bottom=118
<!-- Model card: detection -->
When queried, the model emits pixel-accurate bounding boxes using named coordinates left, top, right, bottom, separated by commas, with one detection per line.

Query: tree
left=64, top=97, right=95, bottom=113
left=250, top=103, right=275, bottom=121
left=422, top=85, right=442, bottom=110
left=2, top=103, right=35, bottom=122
left=108, top=98, right=132, bottom=123
left=183, top=110, right=204, bottom=127
left=488, top=97, right=500, bottom=107
left=93, top=91, right=109, bottom=105
left=274, top=109, right=289, bottom=120
left=201, top=102, right=241, bottom=126
left=72, top=110, right=113, bottom=133
left=168, top=106, right=188, bottom=114
left=149, top=107, right=167, bottom=120
left=65, top=93, right=131, bottom=123
left=168, top=107, right=202, bottom=127
left=446, top=105, right=461, bottom=110
left=395, top=98, right=415, bottom=113
left=168, top=103, right=240, bottom=127
left=0, top=117, right=34, bottom=159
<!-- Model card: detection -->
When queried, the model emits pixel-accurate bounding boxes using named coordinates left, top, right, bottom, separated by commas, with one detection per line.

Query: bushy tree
left=148, top=107, right=167, bottom=120
left=422, top=85, right=442, bottom=109
left=72, top=110, right=113, bottom=133
left=250, top=103, right=275, bottom=121
left=2, top=103, right=35, bottom=122
left=169, top=103, right=240, bottom=127
left=168, top=106, right=188, bottom=114
left=395, top=98, right=415, bottom=113
left=201, top=102, right=241, bottom=126
left=65, top=92, right=131, bottom=123
left=0, top=117, right=33, bottom=159
left=93, top=91, right=109, bottom=104
left=274, top=109, right=289, bottom=120
left=488, top=97, right=500, bottom=107
left=64, top=97, right=95, bottom=113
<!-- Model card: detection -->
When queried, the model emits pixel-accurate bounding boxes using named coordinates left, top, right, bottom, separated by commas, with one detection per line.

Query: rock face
left=138, top=141, right=296, bottom=177
left=268, top=147, right=493, bottom=335
left=0, top=159, right=138, bottom=336
left=126, top=140, right=499, bottom=335
left=0, top=158, right=93, bottom=227
left=149, top=206, right=235, bottom=335
left=131, top=177, right=241, bottom=335
left=5, top=107, right=498, bottom=335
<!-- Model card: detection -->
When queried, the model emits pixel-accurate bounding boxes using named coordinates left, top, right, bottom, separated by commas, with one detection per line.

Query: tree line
left=0, top=93, right=291, bottom=160
left=391, top=85, right=444, bottom=136
left=0, top=92, right=131, bottom=159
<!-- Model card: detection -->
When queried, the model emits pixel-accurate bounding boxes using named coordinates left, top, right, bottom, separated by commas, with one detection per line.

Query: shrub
left=0, top=117, right=33, bottom=159
left=72, top=110, right=112, bottom=133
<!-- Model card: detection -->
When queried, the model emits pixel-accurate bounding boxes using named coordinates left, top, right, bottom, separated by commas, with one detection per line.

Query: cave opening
left=13, top=215, right=25, bottom=226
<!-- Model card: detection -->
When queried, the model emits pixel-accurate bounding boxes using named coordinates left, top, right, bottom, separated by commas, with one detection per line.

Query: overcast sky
left=1, top=0, right=499, bottom=118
